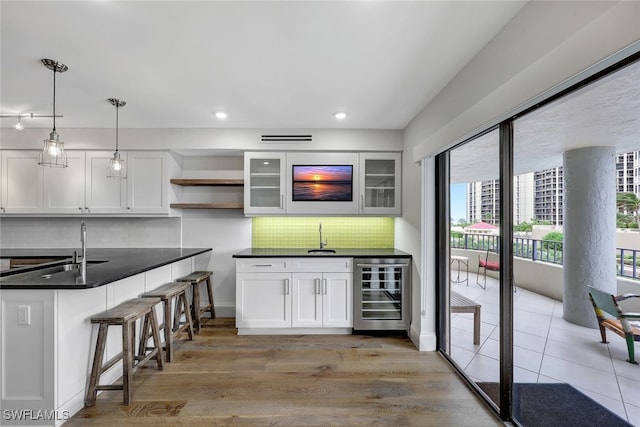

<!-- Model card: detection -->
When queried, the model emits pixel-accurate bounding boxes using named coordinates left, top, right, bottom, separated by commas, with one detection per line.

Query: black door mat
left=477, top=382, right=633, bottom=427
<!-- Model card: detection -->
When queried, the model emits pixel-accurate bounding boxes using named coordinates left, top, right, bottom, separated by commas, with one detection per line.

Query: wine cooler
left=353, top=258, right=410, bottom=331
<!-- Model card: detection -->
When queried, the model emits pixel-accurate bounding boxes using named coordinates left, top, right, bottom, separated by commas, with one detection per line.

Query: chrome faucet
left=319, top=222, right=327, bottom=249
left=79, top=220, right=87, bottom=281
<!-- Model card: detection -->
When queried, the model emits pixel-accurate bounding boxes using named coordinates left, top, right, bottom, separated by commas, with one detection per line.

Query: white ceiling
left=0, top=1, right=526, bottom=130
left=450, top=58, right=640, bottom=182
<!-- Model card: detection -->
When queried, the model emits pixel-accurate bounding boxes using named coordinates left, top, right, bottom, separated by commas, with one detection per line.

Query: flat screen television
left=292, top=165, right=353, bottom=201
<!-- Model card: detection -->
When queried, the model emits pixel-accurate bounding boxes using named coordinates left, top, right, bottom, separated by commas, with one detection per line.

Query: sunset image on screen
left=292, top=165, right=353, bottom=201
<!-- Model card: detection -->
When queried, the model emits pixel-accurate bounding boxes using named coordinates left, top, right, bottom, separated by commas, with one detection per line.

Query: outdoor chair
left=587, top=286, right=640, bottom=364
left=477, top=249, right=500, bottom=289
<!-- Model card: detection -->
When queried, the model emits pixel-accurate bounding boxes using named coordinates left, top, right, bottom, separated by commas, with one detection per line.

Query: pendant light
left=107, top=98, right=127, bottom=179
left=38, top=59, right=69, bottom=168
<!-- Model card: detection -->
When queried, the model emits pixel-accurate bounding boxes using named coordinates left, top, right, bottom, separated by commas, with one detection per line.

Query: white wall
left=177, top=154, right=251, bottom=317
left=0, top=128, right=403, bottom=152
left=400, top=1, right=640, bottom=350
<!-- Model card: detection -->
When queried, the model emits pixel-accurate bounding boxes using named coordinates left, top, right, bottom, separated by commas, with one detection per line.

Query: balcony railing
left=451, top=233, right=640, bottom=280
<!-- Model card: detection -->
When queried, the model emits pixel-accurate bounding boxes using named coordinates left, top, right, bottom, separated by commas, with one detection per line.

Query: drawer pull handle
left=252, top=264, right=273, bottom=267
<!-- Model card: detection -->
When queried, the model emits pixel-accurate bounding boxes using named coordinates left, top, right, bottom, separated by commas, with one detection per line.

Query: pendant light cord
left=52, top=65, right=56, bottom=131
left=115, top=103, right=119, bottom=152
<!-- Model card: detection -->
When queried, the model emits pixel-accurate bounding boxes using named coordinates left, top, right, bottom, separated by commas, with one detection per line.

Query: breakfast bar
left=0, top=247, right=212, bottom=425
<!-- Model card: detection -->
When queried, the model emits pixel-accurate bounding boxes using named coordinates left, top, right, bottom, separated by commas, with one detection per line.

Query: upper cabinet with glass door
left=358, top=152, right=401, bottom=215
left=244, top=152, right=286, bottom=215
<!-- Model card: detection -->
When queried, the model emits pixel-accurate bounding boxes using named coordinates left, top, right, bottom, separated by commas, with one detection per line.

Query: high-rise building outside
left=465, top=151, right=640, bottom=226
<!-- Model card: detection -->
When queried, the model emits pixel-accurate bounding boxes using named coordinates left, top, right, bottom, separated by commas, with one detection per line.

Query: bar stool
left=85, top=298, right=163, bottom=407
left=177, top=271, right=215, bottom=333
left=140, top=281, right=194, bottom=362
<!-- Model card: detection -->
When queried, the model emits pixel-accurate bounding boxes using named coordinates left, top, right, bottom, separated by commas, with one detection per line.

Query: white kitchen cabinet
left=85, top=151, right=128, bottom=214
left=291, top=272, right=352, bottom=328
left=43, top=151, right=86, bottom=214
left=0, top=150, right=171, bottom=216
left=41, top=150, right=126, bottom=214
left=127, top=151, right=169, bottom=214
left=235, top=257, right=352, bottom=334
left=0, top=150, right=43, bottom=214
left=236, top=271, right=292, bottom=328
left=243, top=152, right=286, bottom=215
left=358, top=152, right=402, bottom=216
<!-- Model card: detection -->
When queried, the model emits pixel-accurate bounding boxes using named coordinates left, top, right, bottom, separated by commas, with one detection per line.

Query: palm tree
left=616, top=192, right=640, bottom=227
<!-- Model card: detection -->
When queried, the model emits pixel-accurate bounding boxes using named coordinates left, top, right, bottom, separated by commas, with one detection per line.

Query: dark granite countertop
left=233, top=248, right=412, bottom=258
left=0, top=248, right=212, bottom=290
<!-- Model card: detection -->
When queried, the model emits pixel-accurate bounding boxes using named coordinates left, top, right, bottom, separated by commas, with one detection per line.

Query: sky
left=293, top=165, right=353, bottom=182
left=450, top=183, right=467, bottom=223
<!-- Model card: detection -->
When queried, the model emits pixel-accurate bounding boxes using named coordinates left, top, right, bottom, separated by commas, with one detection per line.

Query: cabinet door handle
left=323, top=278, right=327, bottom=294
left=85, top=207, right=90, bottom=213
left=361, top=194, right=365, bottom=211
left=284, top=278, right=290, bottom=295
left=280, top=194, right=284, bottom=209
left=315, top=278, right=320, bottom=294
left=78, top=207, right=83, bottom=212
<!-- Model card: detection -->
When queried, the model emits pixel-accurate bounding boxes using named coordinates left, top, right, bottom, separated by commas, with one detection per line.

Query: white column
left=563, top=146, right=616, bottom=328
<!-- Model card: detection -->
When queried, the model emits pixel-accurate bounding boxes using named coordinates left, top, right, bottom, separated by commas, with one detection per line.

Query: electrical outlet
left=18, top=305, right=31, bottom=325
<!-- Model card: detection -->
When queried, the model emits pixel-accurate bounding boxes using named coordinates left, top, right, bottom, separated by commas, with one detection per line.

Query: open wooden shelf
left=170, top=203, right=244, bottom=209
left=170, top=178, right=244, bottom=209
left=170, top=179, right=244, bottom=186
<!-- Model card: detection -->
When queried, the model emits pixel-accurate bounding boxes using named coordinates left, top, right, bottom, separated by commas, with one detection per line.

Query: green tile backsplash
left=252, top=217, right=394, bottom=248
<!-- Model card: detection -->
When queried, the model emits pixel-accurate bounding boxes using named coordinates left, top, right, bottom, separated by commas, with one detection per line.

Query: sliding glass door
left=440, top=128, right=506, bottom=413
left=436, top=53, right=640, bottom=425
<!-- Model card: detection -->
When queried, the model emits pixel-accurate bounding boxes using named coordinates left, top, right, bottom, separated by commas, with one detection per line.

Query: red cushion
left=485, top=261, right=500, bottom=271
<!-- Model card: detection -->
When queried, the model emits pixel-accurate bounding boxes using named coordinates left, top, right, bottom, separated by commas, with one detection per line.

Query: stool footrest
left=96, top=385, right=123, bottom=391
left=100, top=352, right=124, bottom=374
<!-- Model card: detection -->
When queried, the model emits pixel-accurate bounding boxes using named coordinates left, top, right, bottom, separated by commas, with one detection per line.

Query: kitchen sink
left=307, top=249, right=336, bottom=254
left=47, top=260, right=107, bottom=273
left=0, top=260, right=108, bottom=281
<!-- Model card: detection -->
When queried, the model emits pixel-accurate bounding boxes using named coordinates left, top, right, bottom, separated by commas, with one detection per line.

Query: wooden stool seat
left=85, top=298, right=163, bottom=407
left=177, top=271, right=215, bottom=333
left=140, top=282, right=194, bottom=362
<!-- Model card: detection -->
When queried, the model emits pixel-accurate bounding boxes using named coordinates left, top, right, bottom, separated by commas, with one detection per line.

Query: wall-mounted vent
left=260, top=134, right=312, bottom=143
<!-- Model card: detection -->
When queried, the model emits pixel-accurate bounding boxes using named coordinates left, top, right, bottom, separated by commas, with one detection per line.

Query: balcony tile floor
left=449, top=273, right=640, bottom=425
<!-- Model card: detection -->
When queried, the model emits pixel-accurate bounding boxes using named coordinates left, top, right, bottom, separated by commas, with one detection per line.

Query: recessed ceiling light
left=215, top=111, right=228, bottom=119
left=333, top=112, right=347, bottom=120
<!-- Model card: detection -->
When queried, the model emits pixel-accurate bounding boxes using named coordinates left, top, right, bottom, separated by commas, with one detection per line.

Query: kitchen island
left=0, top=247, right=212, bottom=289
left=0, top=247, right=211, bottom=426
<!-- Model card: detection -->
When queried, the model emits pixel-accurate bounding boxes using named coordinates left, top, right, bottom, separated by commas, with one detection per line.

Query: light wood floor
left=68, top=318, right=503, bottom=426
